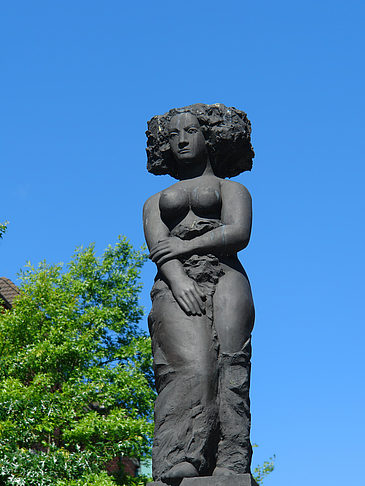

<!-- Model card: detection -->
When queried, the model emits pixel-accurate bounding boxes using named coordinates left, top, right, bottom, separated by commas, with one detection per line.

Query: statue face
left=168, top=113, right=207, bottom=164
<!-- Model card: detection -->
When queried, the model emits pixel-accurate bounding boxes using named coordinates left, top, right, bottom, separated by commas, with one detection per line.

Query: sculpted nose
left=178, top=134, right=188, bottom=148
left=178, top=129, right=189, bottom=148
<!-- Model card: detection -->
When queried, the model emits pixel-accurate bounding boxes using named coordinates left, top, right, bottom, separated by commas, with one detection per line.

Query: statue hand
left=149, top=237, right=191, bottom=266
left=170, top=276, right=206, bottom=316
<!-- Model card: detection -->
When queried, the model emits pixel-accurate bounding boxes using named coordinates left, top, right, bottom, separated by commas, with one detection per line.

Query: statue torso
left=159, top=175, right=222, bottom=230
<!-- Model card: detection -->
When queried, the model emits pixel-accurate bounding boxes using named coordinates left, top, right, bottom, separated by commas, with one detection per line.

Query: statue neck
left=178, top=158, right=214, bottom=180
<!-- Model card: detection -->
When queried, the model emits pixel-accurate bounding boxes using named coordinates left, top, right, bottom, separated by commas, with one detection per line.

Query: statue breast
left=159, top=184, right=222, bottom=224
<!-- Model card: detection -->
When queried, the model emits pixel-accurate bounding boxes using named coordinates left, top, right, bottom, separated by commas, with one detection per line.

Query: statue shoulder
left=143, top=192, right=161, bottom=214
left=220, top=179, right=252, bottom=200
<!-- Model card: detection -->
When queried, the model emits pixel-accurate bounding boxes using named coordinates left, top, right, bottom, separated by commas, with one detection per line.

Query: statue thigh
left=213, top=269, right=255, bottom=354
left=150, top=286, right=218, bottom=402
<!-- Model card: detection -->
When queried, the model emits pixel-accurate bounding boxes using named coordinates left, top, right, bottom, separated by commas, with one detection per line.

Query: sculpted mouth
left=179, top=149, right=190, bottom=154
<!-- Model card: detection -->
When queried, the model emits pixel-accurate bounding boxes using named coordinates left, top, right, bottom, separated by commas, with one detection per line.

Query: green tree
left=252, top=445, right=275, bottom=485
left=0, top=221, right=8, bottom=239
left=0, top=237, right=154, bottom=486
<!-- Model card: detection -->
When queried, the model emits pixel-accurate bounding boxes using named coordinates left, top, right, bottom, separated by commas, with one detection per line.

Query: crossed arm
left=143, top=180, right=252, bottom=316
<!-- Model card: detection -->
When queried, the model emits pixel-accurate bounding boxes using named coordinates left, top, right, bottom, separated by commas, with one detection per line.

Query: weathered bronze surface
left=143, top=104, right=255, bottom=484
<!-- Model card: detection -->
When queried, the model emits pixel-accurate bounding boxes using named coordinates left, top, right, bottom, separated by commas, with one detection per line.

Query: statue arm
left=143, top=194, right=206, bottom=316
left=143, top=193, right=186, bottom=280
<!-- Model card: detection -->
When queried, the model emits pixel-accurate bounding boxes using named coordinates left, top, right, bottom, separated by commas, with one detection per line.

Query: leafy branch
left=252, top=444, right=275, bottom=485
left=0, top=221, right=9, bottom=239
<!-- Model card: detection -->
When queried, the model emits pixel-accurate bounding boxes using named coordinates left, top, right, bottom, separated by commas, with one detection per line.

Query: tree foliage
left=0, top=222, right=8, bottom=239
left=0, top=237, right=154, bottom=485
left=252, top=445, right=275, bottom=485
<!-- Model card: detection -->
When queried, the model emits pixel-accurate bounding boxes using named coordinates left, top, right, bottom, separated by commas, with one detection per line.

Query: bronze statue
left=143, top=103, right=256, bottom=485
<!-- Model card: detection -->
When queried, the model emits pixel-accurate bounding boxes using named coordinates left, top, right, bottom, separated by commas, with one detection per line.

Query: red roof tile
left=0, top=277, right=20, bottom=309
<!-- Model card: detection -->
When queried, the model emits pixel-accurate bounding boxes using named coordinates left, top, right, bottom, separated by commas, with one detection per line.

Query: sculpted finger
left=196, top=295, right=206, bottom=314
left=176, top=295, right=192, bottom=315
left=151, top=248, right=171, bottom=262
left=149, top=245, right=168, bottom=259
left=184, top=291, right=201, bottom=316
left=149, top=245, right=161, bottom=256
left=155, top=253, right=175, bottom=266
left=193, top=282, right=207, bottom=302
left=150, top=240, right=170, bottom=254
left=191, top=288, right=205, bottom=314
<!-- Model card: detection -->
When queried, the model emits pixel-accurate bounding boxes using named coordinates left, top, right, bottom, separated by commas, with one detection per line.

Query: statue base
left=147, top=474, right=258, bottom=486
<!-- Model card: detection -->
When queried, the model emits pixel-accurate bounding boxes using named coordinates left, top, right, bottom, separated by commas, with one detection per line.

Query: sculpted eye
left=169, top=132, right=178, bottom=138
left=187, top=127, right=198, bottom=134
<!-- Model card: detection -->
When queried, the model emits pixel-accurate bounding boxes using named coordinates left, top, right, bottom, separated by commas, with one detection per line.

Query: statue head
left=146, top=103, right=255, bottom=179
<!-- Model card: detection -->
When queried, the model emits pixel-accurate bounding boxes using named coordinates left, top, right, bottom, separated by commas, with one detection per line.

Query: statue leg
left=149, top=281, right=219, bottom=480
left=212, top=270, right=255, bottom=475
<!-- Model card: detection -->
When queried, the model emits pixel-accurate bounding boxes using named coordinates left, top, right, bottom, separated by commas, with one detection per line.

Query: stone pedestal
left=147, top=474, right=258, bottom=486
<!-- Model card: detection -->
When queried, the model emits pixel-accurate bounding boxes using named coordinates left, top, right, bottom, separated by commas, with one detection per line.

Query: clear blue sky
left=1, top=1, right=364, bottom=484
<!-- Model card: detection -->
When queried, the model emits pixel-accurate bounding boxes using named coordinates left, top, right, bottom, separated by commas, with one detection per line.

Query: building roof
left=0, top=277, right=20, bottom=309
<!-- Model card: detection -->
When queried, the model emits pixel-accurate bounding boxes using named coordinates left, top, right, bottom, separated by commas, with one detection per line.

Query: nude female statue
left=143, top=104, right=255, bottom=483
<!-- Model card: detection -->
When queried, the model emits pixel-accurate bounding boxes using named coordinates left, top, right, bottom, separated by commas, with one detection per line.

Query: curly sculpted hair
left=146, top=103, right=254, bottom=179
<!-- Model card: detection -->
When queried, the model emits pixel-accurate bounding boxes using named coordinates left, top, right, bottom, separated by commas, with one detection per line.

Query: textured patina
left=143, top=103, right=256, bottom=484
